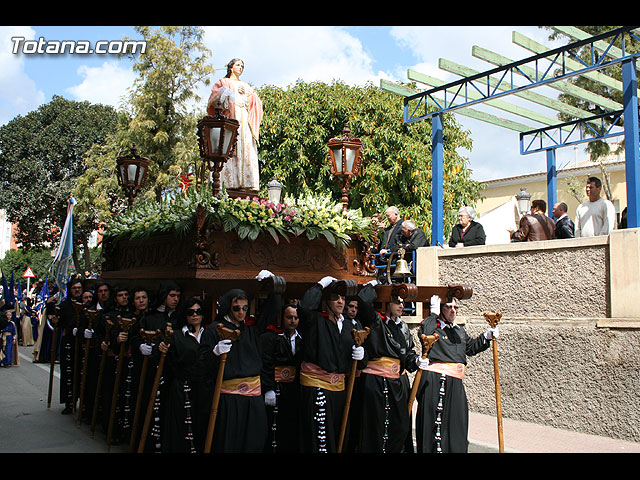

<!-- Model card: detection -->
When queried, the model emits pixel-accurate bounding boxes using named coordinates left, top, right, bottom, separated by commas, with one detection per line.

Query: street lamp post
left=267, top=176, right=283, bottom=205
left=197, top=103, right=240, bottom=197
left=116, top=145, right=150, bottom=208
left=328, top=123, right=363, bottom=212
left=516, top=187, right=532, bottom=216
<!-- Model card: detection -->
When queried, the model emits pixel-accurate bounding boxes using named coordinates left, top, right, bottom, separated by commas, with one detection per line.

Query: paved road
left=0, top=345, right=128, bottom=453
left=19, top=342, right=638, bottom=455
left=3, top=345, right=498, bottom=454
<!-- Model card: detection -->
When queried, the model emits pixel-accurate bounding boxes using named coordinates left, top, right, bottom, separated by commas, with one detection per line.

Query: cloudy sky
left=1, top=25, right=596, bottom=182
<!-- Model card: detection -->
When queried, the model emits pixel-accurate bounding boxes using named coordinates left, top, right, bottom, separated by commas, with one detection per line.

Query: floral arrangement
left=103, top=185, right=375, bottom=249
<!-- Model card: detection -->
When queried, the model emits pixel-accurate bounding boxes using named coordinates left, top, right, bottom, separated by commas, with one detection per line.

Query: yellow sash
left=220, top=375, right=261, bottom=396
left=362, top=356, right=401, bottom=379
left=274, top=365, right=297, bottom=383
left=426, top=361, right=466, bottom=380
left=299, top=361, right=345, bottom=392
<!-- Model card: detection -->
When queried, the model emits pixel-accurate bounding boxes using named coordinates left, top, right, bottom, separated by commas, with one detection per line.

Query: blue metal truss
left=404, top=26, right=640, bottom=124
left=403, top=26, right=640, bottom=243
left=520, top=110, right=625, bottom=154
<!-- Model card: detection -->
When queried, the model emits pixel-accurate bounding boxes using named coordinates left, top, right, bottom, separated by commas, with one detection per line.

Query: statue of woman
left=207, top=58, right=263, bottom=193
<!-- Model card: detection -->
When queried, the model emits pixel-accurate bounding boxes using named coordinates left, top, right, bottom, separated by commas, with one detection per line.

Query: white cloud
left=0, top=26, right=46, bottom=124
left=202, top=26, right=380, bottom=89
left=65, top=61, right=135, bottom=108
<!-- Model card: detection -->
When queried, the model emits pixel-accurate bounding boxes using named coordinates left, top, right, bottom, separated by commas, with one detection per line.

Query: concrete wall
left=407, top=228, right=640, bottom=443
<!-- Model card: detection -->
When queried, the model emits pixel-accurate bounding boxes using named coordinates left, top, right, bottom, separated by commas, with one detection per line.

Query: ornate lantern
left=328, top=123, right=363, bottom=211
left=116, top=145, right=150, bottom=207
left=197, top=103, right=240, bottom=196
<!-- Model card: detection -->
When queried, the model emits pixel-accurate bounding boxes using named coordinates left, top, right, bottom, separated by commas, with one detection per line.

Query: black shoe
left=61, top=406, right=73, bottom=415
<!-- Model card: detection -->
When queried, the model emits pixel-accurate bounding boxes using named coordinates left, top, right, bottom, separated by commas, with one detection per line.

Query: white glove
left=351, top=345, right=365, bottom=361
left=139, top=343, right=153, bottom=356
left=213, top=339, right=232, bottom=356
left=365, top=279, right=379, bottom=287
left=256, top=270, right=275, bottom=281
left=485, top=327, right=499, bottom=340
left=264, top=390, right=276, bottom=407
left=416, top=357, right=430, bottom=370
left=318, top=276, right=337, bottom=288
left=84, top=329, right=94, bottom=339
left=430, top=295, right=441, bottom=315
left=73, top=327, right=78, bottom=336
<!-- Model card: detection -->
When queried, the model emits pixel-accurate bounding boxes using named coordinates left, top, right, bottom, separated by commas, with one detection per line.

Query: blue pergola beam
left=404, top=26, right=640, bottom=123
left=547, top=149, right=557, bottom=217
left=432, top=114, right=444, bottom=246
left=622, top=58, right=640, bottom=228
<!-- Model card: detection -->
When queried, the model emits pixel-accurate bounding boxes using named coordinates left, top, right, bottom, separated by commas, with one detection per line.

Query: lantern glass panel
left=223, top=125, right=235, bottom=155
left=127, top=164, right=138, bottom=185
left=208, top=126, right=222, bottom=155
left=345, top=147, right=356, bottom=174
left=332, top=147, right=343, bottom=173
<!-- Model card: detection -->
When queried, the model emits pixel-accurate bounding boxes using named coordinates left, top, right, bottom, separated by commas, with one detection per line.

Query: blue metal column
left=432, top=113, right=444, bottom=245
left=622, top=58, right=640, bottom=228
left=546, top=148, right=557, bottom=218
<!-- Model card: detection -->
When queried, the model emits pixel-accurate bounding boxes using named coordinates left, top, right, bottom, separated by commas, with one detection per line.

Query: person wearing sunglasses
left=295, top=275, right=366, bottom=453
left=414, top=295, right=498, bottom=453
left=355, top=285, right=420, bottom=453
left=200, top=281, right=276, bottom=453
left=160, top=296, right=208, bottom=453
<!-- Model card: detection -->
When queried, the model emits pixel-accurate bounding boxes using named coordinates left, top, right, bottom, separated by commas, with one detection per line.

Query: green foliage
left=0, top=96, right=118, bottom=249
left=0, top=248, right=54, bottom=282
left=103, top=185, right=375, bottom=249
left=116, top=26, right=214, bottom=201
left=256, top=80, right=483, bottom=241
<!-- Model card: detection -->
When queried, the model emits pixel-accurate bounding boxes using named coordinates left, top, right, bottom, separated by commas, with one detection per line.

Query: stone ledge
left=433, top=235, right=609, bottom=258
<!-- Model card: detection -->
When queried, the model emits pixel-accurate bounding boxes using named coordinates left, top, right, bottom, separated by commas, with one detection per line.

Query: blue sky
left=1, top=25, right=593, bottom=182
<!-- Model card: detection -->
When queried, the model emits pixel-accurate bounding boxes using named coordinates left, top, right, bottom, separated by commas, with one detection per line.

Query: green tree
left=0, top=96, right=118, bottom=264
left=257, top=80, right=483, bottom=241
left=0, top=248, right=54, bottom=283
left=117, top=26, right=214, bottom=202
left=73, top=26, right=215, bottom=270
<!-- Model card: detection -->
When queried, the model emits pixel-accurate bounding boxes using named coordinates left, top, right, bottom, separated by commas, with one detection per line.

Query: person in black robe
left=161, top=296, right=208, bottom=453
left=132, top=280, right=182, bottom=453
left=58, top=278, right=84, bottom=414
left=296, top=276, right=365, bottom=453
left=126, top=286, right=155, bottom=450
left=354, top=283, right=419, bottom=453
left=85, top=282, right=113, bottom=432
left=101, top=285, right=138, bottom=445
left=415, top=296, right=498, bottom=453
left=199, top=284, right=272, bottom=453
left=74, top=286, right=99, bottom=424
left=260, top=278, right=303, bottom=453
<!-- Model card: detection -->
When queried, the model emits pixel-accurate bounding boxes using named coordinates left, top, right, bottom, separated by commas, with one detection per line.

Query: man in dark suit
left=378, top=206, right=404, bottom=255
left=396, top=220, right=428, bottom=251
left=552, top=202, right=575, bottom=239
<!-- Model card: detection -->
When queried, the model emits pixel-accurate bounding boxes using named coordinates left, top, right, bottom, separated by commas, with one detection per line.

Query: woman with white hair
left=448, top=206, right=486, bottom=248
